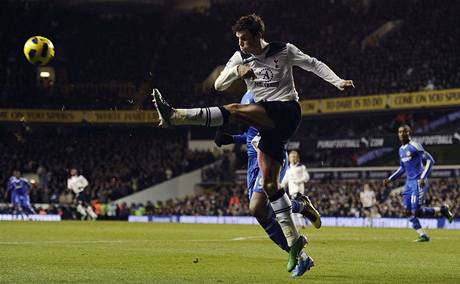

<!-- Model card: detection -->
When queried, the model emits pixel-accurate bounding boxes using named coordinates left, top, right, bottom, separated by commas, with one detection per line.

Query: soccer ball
left=23, top=36, right=55, bottom=66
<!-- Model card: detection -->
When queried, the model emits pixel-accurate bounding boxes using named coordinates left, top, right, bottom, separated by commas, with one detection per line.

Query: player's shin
left=77, top=204, right=88, bottom=219
left=86, top=206, right=98, bottom=220
left=173, top=107, right=227, bottom=127
left=260, top=205, right=289, bottom=251
left=268, top=189, right=300, bottom=246
left=410, top=216, right=427, bottom=236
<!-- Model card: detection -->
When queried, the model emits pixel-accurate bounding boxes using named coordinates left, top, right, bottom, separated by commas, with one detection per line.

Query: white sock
left=77, top=204, right=88, bottom=217
left=416, top=228, right=426, bottom=236
left=433, top=207, right=441, bottom=215
left=86, top=206, right=97, bottom=220
left=173, top=107, right=223, bottom=127
left=270, top=192, right=300, bottom=247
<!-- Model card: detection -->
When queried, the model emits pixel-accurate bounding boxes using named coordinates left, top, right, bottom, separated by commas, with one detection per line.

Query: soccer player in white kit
left=153, top=14, right=353, bottom=272
left=281, top=150, right=320, bottom=229
left=67, top=168, right=97, bottom=220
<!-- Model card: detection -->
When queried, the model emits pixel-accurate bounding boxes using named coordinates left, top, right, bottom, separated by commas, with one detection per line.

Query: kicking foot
left=294, top=193, right=322, bottom=229
left=287, top=235, right=308, bottom=272
left=151, top=88, right=174, bottom=128
left=414, top=235, right=430, bottom=242
left=441, top=205, right=453, bottom=223
left=291, top=255, right=314, bottom=277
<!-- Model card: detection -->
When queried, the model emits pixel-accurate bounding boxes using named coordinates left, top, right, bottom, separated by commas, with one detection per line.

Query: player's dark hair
left=232, top=13, right=265, bottom=37
left=400, top=124, right=412, bottom=132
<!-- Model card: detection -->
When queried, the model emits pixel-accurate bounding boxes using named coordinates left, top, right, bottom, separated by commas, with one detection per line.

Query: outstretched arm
left=287, top=43, right=354, bottom=91
left=214, top=131, right=247, bottom=147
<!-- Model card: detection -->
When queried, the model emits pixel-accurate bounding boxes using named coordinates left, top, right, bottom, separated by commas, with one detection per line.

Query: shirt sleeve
left=79, top=176, right=89, bottom=188
left=303, top=166, right=310, bottom=183
left=287, top=43, right=344, bottom=90
left=411, top=141, right=435, bottom=179
left=280, top=170, right=289, bottom=189
left=232, top=132, right=247, bottom=144
left=420, top=150, right=435, bottom=179
left=388, top=161, right=406, bottom=181
left=214, top=52, right=243, bottom=91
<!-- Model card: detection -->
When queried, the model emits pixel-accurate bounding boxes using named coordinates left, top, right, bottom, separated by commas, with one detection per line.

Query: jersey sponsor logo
left=401, top=156, right=412, bottom=162
left=254, top=81, right=280, bottom=88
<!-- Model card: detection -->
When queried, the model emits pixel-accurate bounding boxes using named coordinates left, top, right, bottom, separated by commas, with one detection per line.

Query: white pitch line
left=231, top=236, right=266, bottom=241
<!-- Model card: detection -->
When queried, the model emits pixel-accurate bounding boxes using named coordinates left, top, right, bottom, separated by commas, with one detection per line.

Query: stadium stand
left=0, top=126, right=215, bottom=205
left=1, top=0, right=459, bottom=109
left=0, top=0, right=459, bottom=221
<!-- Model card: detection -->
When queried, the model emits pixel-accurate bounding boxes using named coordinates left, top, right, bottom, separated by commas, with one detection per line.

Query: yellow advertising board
left=85, top=110, right=159, bottom=123
left=0, top=109, right=158, bottom=124
left=388, top=89, right=460, bottom=109
left=319, top=94, right=387, bottom=114
left=299, top=100, right=319, bottom=115
left=0, top=109, right=83, bottom=123
left=1, top=88, right=460, bottom=123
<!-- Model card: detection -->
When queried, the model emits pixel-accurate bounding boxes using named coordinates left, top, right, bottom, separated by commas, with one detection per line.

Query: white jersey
left=281, top=163, right=310, bottom=195
left=215, top=42, right=344, bottom=102
left=360, top=190, right=376, bottom=208
left=67, top=175, right=89, bottom=194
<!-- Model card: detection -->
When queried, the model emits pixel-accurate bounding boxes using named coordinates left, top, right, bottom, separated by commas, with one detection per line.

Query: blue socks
left=291, top=199, right=302, bottom=213
left=259, top=205, right=289, bottom=251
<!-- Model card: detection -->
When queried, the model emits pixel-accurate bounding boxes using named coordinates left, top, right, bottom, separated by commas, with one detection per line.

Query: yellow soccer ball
left=23, top=36, right=55, bottom=66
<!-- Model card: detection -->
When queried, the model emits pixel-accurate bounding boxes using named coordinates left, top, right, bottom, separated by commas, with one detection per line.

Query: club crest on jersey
left=259, top=68, right=273, bottom=82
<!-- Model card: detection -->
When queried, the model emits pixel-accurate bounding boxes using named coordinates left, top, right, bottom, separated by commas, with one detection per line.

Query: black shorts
left=257, top=100, right=301, bottom=163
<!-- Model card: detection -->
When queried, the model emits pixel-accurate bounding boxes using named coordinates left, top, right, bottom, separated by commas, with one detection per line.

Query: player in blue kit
left=384, top=125, right=453, bottom=242
left=5, top=170, right=35, bottom=217
left=214, top=91, right=320, bottom=277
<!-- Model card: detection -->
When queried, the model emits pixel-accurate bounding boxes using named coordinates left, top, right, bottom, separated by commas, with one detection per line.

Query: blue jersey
left=6, top=177, right=30, bottom=196
left=389, top=141, right=435, bottom=181
left=232, top=91, right=258, bottom=158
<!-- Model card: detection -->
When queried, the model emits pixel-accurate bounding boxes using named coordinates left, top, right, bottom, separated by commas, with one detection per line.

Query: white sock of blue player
left=174, top=107, right=225, bottom=127
left=269, top=189, right=301, bottom=247
left=410, top=217, right=427, bottom=236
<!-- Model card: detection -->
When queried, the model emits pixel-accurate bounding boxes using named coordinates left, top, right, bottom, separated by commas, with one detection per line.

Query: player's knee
left=248, top=203, right=263, bottom=219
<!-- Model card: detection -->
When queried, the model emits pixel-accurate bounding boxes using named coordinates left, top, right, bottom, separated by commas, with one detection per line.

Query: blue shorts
left=247, top=152, right=288, bottom=199
left=11, top=192, right=31, bottom=209
left=402, top=179, right=428, bottom=212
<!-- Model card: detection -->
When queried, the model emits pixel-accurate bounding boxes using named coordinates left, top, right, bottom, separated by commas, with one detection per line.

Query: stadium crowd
left=15, top=177, right=456, bottom=220
left=0, top=126, right=215, bottom=204
left=1, top=0, right=459, bottom=109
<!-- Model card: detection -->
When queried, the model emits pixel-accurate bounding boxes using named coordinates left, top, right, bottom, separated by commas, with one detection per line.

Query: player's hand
left=237, top=65, right=256, bottom=80
left=214, top=131, right=233, bottom=147
left=418, top=179, right=425, bottom=188
left=383, top=179, right=390, bottom=186
left=338, top=80, right=355, bottom=91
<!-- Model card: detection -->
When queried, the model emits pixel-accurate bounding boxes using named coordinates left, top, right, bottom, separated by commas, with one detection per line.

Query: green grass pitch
left=0, top=221, right=459, bottom=283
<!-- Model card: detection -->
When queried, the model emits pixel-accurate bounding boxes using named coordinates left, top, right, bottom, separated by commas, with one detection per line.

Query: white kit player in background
left=67, top=168, right=97, bottom=220
left=281, top=151, right=311, bottom=229
left=360, top=183, right=377, bottom=226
